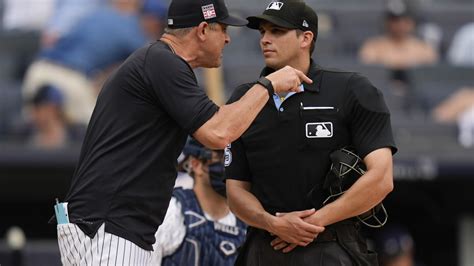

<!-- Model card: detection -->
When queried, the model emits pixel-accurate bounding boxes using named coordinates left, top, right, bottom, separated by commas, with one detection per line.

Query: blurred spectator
left=2, top=0, right=55, bottom=31
left=27, top=85, right=70, bottom=149
left=358, top=0, right=439, bottom=114
left=417, top=22, right=443, bottom=56
left=374, top=224, right=423, bottom=266
left=432, top=87, right=474, bottom=124
left=140, top=0, right=167, bottom=39
left=21, top=0, right=166, bottom=126
left=432, top=87, right=474, bottom=147
left=358, top=0, right=438, bottom=69
left=447, top=22, right=474, bottom=67
left=1, top=0, right=55, bottom=82
left=405, top=0, right=443, bottom=54
left=41, top=0, right=106, bottom=48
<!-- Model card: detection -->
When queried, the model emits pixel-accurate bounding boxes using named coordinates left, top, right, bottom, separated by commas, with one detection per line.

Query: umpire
left=54, top=0, right=313, bottom=264
left=225, top=1, right=398, bottom=265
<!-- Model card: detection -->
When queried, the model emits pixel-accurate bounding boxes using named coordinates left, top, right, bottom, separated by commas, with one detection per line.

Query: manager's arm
left=194, top=66, right=311, bottom=149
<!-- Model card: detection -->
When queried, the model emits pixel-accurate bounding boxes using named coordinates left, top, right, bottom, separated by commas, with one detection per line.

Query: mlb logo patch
left=202, top=4, right=217, bottom=20
left=266, top=2, right=284, bottom=10
left=306, top=122, right=333, bottom=138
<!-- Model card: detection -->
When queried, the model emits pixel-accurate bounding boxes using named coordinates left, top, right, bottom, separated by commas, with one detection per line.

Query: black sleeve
left=226, top=82, right=256, bottom=104
left=224, top=83, right=254, bottom=182
left=224, top=139, right=252, bottom=182
left=144, top=49, right=219, bottom=134
left=345, top=74, right=398, bottom=159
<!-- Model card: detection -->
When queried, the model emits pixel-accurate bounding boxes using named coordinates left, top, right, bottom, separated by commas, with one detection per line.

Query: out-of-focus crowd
left=0, top=0, right=472, bottom=151
left=0, top=0, right=167, bottom=149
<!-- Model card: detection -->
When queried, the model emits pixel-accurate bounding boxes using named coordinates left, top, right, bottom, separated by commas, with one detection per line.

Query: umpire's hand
left=267, top=208, right=324, bottom=252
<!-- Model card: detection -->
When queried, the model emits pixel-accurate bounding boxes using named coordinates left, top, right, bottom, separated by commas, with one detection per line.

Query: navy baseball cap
left=182, top=137, right=213, bottom=160
left=31, top=85, right=64, bottom=106
left=167, top=0, right=247, bottom=28
left=247, top=0, right=318, bottom=38
left=142, top=0, right=167, bottom=19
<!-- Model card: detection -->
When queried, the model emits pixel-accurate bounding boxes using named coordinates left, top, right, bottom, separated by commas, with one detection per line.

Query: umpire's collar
left=259, top=59, right=322, bottom=93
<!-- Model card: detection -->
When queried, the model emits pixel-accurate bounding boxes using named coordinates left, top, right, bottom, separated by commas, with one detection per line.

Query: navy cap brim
left=218, top=14, right=247, bottom=26
left=247, top=14, right=298, bottom=30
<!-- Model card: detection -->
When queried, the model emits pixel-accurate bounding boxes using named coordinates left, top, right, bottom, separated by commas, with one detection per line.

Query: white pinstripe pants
left=57, top=223, right=153, bottom=266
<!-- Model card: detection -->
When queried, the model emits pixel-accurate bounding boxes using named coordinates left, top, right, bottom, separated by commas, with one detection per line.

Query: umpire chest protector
left=226, top=61, right=395, bottom=213
left=162, top=188, right=246, bottom=266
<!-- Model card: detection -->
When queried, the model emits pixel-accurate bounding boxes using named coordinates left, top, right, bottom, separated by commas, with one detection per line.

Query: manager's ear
left=196, top=22, right=210, bottom=42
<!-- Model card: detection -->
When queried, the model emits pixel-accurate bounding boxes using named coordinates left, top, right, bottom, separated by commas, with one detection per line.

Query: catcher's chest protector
left=162, top=188, right=247, bottom=266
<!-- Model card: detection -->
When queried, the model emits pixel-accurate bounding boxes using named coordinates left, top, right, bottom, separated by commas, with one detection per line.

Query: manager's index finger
left=295, top=69, right=313, bottom=84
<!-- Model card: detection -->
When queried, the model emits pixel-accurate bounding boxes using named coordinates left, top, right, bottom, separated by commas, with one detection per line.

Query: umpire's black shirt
left=63, top=41, right=218, bottom=250
left=225, top=61, right=397, bottom=215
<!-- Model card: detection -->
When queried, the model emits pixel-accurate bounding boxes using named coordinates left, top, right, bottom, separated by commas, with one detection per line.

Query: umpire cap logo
left=266, top=2, right=284, bottom=11
left=306, top=122, right=333, bottom=138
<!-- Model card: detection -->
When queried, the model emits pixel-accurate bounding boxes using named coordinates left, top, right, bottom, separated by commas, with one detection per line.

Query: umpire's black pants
left=235, top=222, right=378, bottom=266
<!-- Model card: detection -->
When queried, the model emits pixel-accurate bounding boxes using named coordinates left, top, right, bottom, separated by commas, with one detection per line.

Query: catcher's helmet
left=182, top=137, right=213, bottom=161
left=182, top=137, right=226, bottom=196
left=309, top=147, right=388, bottom=228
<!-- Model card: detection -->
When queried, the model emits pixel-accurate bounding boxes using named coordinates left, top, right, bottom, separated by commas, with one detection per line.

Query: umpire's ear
left=300, top=31, right=314, bottom=51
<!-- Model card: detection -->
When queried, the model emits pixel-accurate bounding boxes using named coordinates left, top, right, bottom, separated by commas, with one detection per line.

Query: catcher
left=151, top=138, right=246, bottom=265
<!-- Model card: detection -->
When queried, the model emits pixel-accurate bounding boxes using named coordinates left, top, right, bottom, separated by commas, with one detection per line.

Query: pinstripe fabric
left=57, top=223, right=152, bottom=265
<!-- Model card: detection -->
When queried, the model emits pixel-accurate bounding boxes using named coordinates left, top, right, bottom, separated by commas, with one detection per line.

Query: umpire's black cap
left=167, top=0, right=247, bottom=28
left=247, top=0, right=318, bottom=39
